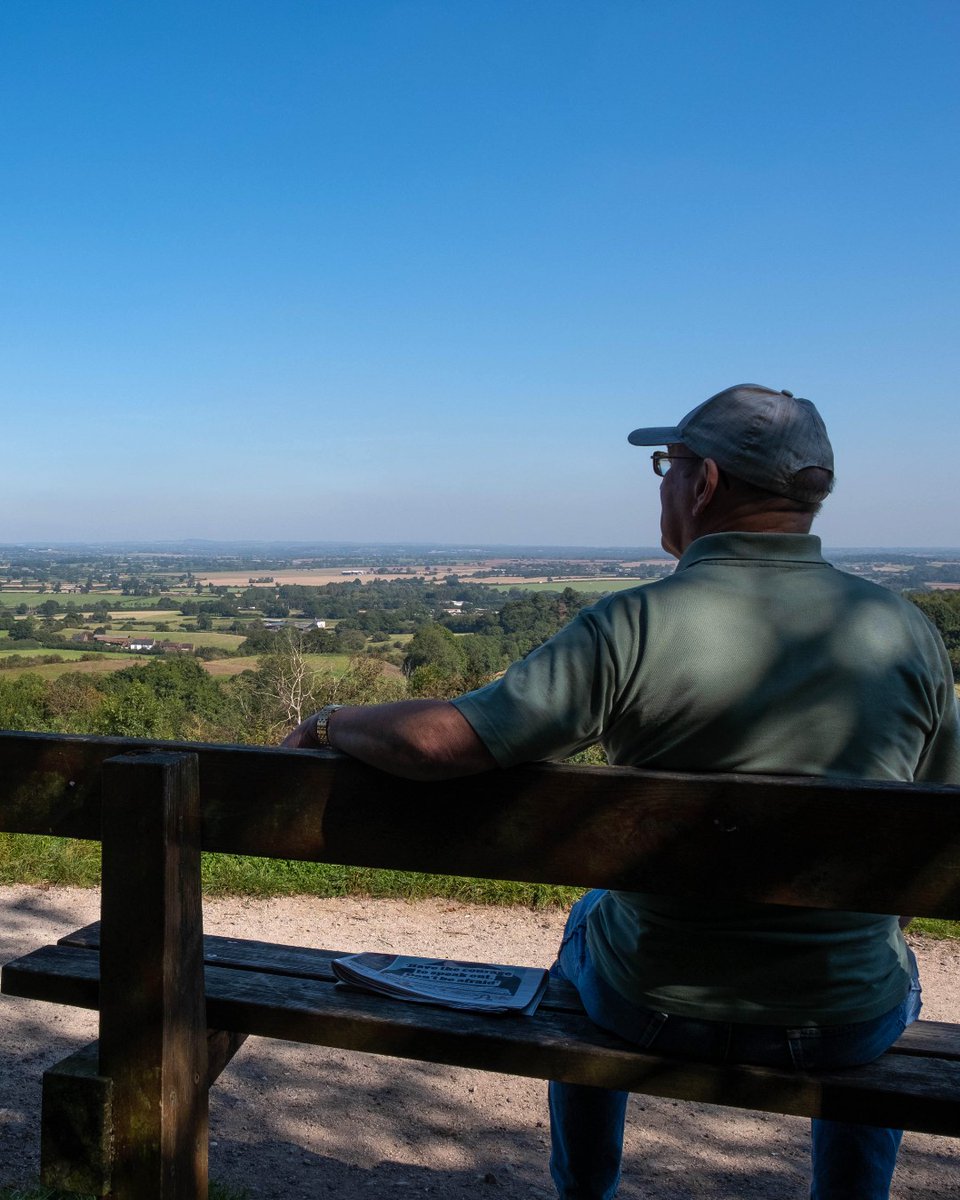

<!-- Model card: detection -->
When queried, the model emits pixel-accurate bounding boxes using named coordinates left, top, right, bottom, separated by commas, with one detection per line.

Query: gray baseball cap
left=627, top=383, right=835, bottom=502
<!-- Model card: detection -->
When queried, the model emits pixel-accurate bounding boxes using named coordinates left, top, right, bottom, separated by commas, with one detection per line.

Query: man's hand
left=281, top=712, right=325, bottom=749
left=280, top=699, right=497, bottom=781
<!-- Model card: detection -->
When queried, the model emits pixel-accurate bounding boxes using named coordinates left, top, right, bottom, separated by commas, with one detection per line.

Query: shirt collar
left=676, top=532, right=827, bottom=572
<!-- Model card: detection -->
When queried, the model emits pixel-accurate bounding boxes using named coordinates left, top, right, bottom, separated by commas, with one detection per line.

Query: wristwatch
left=312, top=705, right=344, bottom=748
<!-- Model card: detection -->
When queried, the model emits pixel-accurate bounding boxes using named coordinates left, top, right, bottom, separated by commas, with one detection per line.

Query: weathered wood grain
left=3, top=730, right=960, bottom=915
left=38, top=1028, right=249, bottom=1198
left=99, top=753, right=207, bottom=1200
left=4, top=727, right=960, bottom=1196
left=8, top=938, right=960, bottom=1136
left=40, top=1041, right=113, bottom=1196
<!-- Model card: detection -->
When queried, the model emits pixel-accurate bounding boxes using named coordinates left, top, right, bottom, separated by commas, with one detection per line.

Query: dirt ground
left=1, top=886, right=957, bottom=1199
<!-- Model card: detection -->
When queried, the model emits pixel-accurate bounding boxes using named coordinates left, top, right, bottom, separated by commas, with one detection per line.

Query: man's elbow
left=394, top=720, right=498, bottom=782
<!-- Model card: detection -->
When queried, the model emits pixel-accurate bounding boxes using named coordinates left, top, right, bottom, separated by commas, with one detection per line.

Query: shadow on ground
left=0, top=888, right=957, bottom=1199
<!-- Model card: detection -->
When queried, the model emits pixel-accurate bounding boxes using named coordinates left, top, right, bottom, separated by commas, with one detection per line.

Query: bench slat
left=57, top=922, right=586, bottom=1013
left=4, top=730, right=960, bottom=916
left=55, top=922, right=960, bottom=1047
left=6, top=941, right=960, bottom=1136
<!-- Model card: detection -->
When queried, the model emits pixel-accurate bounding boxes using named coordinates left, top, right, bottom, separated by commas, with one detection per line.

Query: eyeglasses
left=651, top=451, right=699, bottom=478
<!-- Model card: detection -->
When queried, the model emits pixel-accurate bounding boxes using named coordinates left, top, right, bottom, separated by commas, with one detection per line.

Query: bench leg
left=99, top=751, right=208, bottom=1200
left=41, top=1041, right=113, bottom=1195
left=40, top=1030, right=250, bottom=1196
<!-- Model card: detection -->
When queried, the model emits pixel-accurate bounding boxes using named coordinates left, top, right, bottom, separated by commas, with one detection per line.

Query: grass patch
left=0, top=835, right=101, bottom=887
left=0, top=835, right=577, bottom=907
left=0, top=656, right=142, bottom=680
left=3, top=835, right=957, bottom=928
left=304, top=653, right=356, bottom=672
left=4, top=837, right=959, bottom=925
left=202, top=657, right=258, bottom=677
left=199, top=853, right=580, bottom=907
left=203, top=652, right=368, bottom=677
left=0, top=648, right=91, bottom=662
left=910, top=917, right=960, bottom=940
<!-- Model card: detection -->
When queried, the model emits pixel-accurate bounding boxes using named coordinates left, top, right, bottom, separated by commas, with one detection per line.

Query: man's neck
left=700, top=511, right=815, bottom=538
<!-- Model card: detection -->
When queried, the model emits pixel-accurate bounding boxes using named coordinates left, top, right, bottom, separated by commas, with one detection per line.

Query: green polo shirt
left=453, top=532, right=960, bottom=1024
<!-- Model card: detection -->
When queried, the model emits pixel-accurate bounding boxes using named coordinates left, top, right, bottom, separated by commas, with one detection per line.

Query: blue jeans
left=548, top=891, right=922, bottom=1200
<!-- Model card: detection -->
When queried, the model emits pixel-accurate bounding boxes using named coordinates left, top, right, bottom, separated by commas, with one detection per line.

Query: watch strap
left=313, top=704, right=344, bottom=747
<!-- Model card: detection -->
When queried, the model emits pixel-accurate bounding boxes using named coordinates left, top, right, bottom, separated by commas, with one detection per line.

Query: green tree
left=45, top=674, right=107, bottom=734
left=403, top=623, right=467, bottom=678
left=8, top=617, right=39, bottom=642
left=94, top=680, right=176, bottom=738
left=908, top=591, right=960, bottom=680
left=0, top=675, right=49, bottom=731
left=460, top=633, right=506, bottom=689
left=335, top=627, right=368, bottom=654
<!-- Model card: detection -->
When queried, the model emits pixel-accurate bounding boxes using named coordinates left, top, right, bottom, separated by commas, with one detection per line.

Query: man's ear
left=691, top=458, right=721, bottom=516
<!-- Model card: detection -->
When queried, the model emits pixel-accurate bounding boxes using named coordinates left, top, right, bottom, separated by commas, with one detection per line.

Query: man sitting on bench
left=284, top=384, right=960, bottom=1200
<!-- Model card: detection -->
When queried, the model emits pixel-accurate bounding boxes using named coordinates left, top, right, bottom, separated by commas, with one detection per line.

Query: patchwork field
left=194, top=563, right=480, bottom=587
left=103, top=627, right=248, bottom=651
left=484, top=577, right=655, bottom=594
left=200, top=653, right=400, bottom=679
left=201, top=657, right=260, bottom=677
left=0, top=655, right=143, bottom=680
left=0, top=592, right=161, bottom=611
left=0, top=648, right=91, bottom=662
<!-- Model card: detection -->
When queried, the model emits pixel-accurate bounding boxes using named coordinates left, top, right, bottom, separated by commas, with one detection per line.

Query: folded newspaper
left=331, top=952, right=549, bottom=1015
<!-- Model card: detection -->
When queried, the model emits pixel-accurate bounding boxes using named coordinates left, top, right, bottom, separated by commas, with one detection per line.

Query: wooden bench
left=1, top=728, right=959, bottom=1199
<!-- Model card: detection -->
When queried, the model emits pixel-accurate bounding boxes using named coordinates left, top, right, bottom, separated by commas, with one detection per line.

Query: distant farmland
left=106, top=627, right=247, bottom=652
left=483, top=578, right=656, bottom=595
left=200, top=653, right=400, bottom=679
left=0, top=655, right=143, bottom=680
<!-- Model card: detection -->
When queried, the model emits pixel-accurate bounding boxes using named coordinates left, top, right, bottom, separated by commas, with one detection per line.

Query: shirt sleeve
left=914, top=668, right=960, bottom=786
left=451, top=604, right=623, bottom=767
left=910, top=613, right=960, bottom=785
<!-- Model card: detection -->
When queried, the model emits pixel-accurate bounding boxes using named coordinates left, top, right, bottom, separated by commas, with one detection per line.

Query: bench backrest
left=2, top=729, right=960, bottom=918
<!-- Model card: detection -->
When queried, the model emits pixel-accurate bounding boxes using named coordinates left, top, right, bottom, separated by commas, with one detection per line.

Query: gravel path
left=1, top=886, right=957, bottom=1198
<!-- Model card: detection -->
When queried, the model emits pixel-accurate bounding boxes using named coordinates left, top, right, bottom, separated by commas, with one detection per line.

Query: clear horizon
left=2, top=538, right=959, bottom=558
left=2, top=2, right=957, bottom=548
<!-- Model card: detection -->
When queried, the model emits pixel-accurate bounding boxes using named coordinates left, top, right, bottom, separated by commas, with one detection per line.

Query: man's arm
left=281, top=699, right=497, bottom=782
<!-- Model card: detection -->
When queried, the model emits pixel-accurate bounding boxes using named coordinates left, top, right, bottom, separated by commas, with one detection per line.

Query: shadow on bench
left=2, top=731, right=960, bottom=1198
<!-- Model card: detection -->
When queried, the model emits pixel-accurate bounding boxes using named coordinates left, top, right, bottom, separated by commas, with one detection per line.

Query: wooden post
left=99, top=751, right=208, bottom=1200
left=41, top=1041, right=114, bottom=1195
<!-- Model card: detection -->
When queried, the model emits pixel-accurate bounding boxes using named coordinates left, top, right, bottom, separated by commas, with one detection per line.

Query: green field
left=106, top=626, right=248, bottom=651
left=0, top=655, right=143, bottom=680
left=201, top=652, right=362, bottom=677
left=0, top=647, right=92, bottom=662
left=0, top=591, right=162, bottom=611
left=0, top=592, right=58, bottom=608
left=483, top=577, right=656, bottom=594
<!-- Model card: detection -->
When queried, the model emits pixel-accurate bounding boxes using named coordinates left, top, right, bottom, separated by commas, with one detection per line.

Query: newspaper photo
left=331, top=952, right=549, bottom=1015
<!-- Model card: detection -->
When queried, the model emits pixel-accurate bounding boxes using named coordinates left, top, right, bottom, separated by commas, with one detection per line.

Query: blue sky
left=1, top=0, right=957, bottom=549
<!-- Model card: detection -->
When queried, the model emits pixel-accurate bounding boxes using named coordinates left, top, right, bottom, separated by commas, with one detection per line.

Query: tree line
left=909, top=591, right=960, bottom=679
left=0, top=586, right=955, bottom=752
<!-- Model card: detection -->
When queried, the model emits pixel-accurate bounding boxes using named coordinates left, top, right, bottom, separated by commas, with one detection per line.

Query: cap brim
left=627, top=425, right=683, bottom=446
